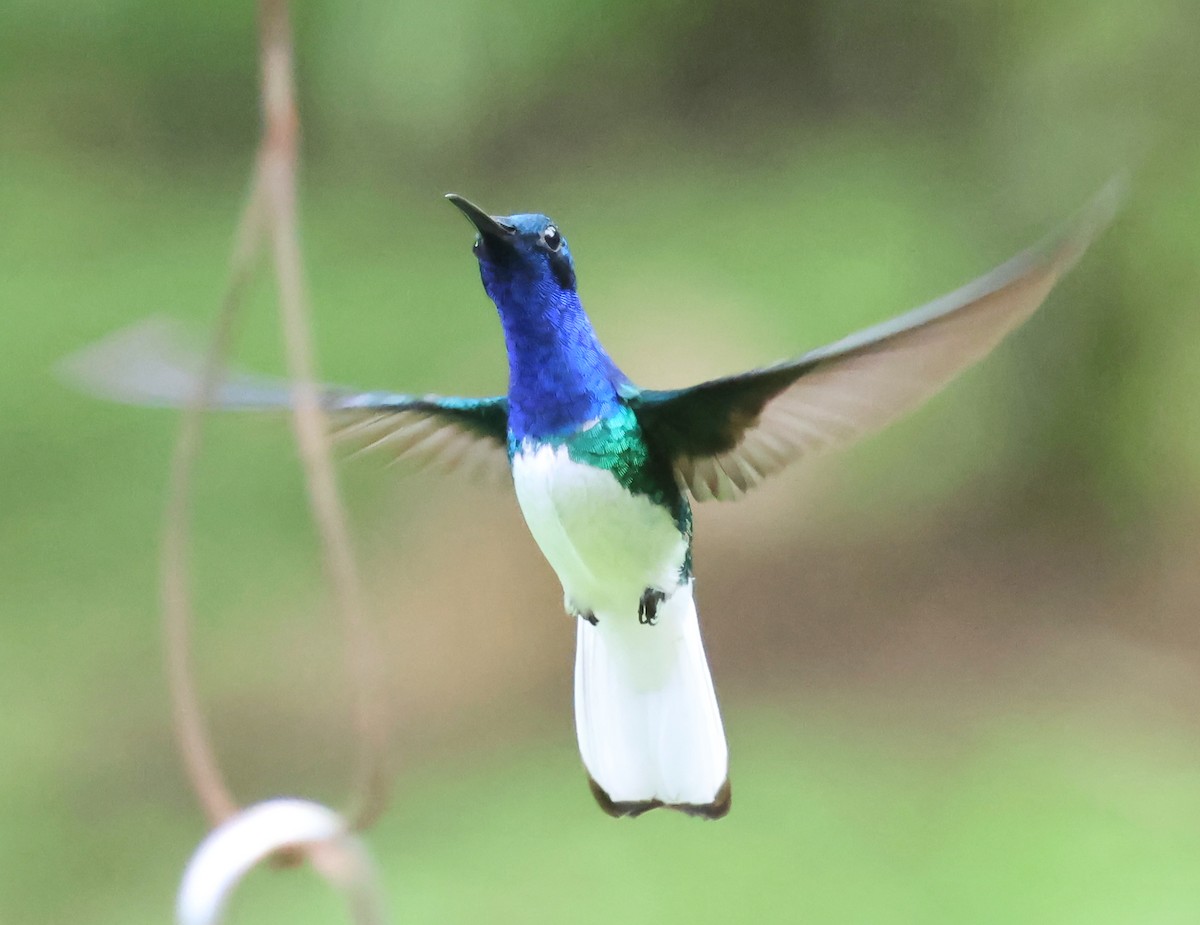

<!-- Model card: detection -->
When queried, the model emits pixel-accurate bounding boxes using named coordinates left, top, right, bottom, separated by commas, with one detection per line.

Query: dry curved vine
left=162, top=0, right=389, bottom=843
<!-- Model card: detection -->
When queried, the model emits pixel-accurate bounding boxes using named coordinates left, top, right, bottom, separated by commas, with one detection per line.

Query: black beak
left=445, top=193, right=516, bottom=242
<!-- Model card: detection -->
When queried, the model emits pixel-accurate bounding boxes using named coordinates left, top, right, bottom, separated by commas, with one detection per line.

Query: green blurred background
left=3, top=0, right=1200, bottom=922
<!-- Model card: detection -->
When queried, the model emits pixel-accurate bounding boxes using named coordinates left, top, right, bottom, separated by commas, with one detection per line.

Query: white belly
left=511, top=443, right=688, bottom=618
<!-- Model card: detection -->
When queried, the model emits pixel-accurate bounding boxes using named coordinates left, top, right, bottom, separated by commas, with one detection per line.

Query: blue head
left=446, top=194, right=627, bottom=440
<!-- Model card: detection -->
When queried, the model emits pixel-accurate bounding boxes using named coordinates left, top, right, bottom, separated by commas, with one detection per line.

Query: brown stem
left=163, top=0, right=390, bottom=832
left=162, top=181, right=266, bottom=827
left=257, top=0, right=389, bottom=830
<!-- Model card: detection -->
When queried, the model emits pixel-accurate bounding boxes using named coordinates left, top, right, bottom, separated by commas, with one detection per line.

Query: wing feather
left=634, top=182, right=1121, bottom=502
left=59, top=317, right=511, bottom=484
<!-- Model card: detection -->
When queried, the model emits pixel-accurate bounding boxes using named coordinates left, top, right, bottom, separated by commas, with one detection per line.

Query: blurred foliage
left=2, top=0, right=1199, bottom=922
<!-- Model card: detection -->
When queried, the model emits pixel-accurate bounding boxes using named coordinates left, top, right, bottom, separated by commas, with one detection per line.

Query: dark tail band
left=587, top=775, right=732, bottom=820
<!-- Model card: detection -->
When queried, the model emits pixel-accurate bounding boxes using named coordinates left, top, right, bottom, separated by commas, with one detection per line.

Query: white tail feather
left=573, top=582, right=729, bottom=816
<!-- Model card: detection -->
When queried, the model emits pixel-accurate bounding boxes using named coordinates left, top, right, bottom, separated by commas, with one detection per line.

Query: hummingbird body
left=510, top=437, right=725, bottom=813
left=510, top=410, right=691, bottom=617
left=476, top=205, right=728, bottom=814
left=64, top=184, right=1119, bottom=820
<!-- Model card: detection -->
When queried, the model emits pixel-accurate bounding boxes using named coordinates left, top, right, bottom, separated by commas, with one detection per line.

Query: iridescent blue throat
left=481, top=263, right=629, bottom=441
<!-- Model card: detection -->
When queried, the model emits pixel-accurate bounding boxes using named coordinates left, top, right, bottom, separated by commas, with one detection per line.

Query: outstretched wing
left=58, top=318, right=511, bottom=482
left=326, top=391, right=509, bottom=481
left=631, top=182, right=1121, bottom=502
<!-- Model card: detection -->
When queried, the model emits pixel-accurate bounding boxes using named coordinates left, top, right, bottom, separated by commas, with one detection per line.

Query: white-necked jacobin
left=64, top=183, right=1119, bottom=819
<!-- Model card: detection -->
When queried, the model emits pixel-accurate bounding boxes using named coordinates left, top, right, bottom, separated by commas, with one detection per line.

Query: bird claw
left=565, top=596, right=599, bottom=626
left=638, top=589, right=666, bottom=626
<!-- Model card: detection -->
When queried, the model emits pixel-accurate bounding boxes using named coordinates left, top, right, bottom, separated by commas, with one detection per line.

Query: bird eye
left=541, top=226, right=562, bottom=251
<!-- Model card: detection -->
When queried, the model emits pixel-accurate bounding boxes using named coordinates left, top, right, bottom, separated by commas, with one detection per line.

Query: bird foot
left=566, top=596, right=599, bottom=626
left=638, top=588, right=666, bottom=626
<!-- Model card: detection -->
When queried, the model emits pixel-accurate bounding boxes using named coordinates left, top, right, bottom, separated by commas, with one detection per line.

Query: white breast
left=511, top=443, right=688, bottom=618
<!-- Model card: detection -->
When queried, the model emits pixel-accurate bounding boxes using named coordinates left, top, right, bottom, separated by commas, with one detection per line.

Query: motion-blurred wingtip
left=1047, top=172, right=1128, bottom=273
left=54, top=316, right=205, bottom=407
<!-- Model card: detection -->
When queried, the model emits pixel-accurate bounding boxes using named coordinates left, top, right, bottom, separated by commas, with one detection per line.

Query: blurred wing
left=58, top=317, right=511, bottom=483
left=327, top=392, right=510, bottom=483
left=632, top=182, right=1121, bottom=502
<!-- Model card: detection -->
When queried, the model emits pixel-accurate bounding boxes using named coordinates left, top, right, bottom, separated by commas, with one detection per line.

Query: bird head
left=445, top=194, right=577, bottom=303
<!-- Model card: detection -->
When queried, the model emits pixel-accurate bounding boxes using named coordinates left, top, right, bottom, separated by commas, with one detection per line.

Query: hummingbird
left=64, top=185, right=1118, bottom=820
